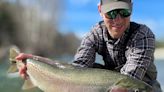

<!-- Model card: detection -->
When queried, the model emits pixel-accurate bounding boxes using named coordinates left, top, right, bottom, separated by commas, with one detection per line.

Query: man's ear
left=97, top=3, right=103, bottom=17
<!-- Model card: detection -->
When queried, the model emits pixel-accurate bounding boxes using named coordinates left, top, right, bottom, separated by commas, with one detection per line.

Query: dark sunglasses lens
left=119, top=9, right=131, bottom=17
left=106, top=10, right=117, bottom=19
left=106, top=9, right=131, bottom=19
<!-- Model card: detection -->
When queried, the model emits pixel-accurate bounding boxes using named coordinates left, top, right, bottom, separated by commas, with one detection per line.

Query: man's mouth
left=112, top=24, right=123, bottom=29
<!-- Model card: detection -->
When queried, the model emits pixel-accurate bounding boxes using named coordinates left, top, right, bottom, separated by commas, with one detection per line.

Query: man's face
left=101, top=9, right=131, bottom=39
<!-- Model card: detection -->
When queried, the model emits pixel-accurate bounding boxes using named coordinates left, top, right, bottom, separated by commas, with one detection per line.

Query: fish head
left=111, top=77, right=153, bottom=92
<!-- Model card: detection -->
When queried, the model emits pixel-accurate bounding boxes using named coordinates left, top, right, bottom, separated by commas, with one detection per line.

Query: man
left=16, top=0, right=162, bottom=91
left=72, top=0, right=162, bottom=91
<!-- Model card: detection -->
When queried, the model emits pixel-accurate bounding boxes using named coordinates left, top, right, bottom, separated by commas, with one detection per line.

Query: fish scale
left=8, top=47, right=153, bottom=92
left=26, top=59, right=111, bottom=91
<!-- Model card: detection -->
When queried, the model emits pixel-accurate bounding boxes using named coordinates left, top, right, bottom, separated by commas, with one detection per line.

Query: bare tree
left=0, top=0, right=80, bottom=59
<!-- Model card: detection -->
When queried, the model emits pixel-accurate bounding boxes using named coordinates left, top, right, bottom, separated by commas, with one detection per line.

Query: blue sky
left=60, top=0, right=164, bottom=40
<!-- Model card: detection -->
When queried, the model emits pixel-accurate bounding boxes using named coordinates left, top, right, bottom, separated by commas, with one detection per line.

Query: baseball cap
left=100, top=0, right=132, bottom=13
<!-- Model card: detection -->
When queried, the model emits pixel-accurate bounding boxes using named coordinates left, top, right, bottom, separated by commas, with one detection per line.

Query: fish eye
left=134, top=89, right=139, bottom=92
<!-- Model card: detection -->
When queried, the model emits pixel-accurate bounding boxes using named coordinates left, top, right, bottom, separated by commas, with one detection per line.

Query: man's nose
left=113, top=14, right=122, bottom=21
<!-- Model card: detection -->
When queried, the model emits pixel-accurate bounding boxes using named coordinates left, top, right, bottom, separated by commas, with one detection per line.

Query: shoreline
left=155, top=48, right=164, bottom=60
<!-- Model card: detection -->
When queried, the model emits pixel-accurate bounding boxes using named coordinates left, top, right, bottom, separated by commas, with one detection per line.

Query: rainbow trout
left=8, top=47, right=152, bottom=92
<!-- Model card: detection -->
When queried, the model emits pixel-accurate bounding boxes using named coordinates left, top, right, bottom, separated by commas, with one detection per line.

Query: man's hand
left=16, top=53, right=33, bottom=79
left=16, top=53, right=33, bottom=60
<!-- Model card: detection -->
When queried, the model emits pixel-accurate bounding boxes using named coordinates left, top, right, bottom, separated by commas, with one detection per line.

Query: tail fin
left=8, top=46, right=37, bottom=90
left=8, top=46, right=20, bottom=73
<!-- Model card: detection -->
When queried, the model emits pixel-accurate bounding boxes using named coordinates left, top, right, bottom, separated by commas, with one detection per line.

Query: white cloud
left=132, top=17, right=164, bottom=40
left=132, top=18, right=157, bottom=30
left=75, top=30, right=89, bottom=39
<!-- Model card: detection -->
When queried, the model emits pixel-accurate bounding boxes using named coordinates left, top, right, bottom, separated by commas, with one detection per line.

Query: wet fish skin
left=8, top=47, right=153, bottom=92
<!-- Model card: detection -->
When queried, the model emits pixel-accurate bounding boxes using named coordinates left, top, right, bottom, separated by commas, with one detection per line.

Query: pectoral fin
left=22, top=79, right=36, bottom=90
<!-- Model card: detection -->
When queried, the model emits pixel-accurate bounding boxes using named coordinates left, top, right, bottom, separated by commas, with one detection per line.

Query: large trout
left=8, top=47, right=152, bottom=92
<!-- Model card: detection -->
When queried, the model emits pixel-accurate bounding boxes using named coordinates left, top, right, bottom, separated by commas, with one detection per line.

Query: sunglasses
left=105, top=9, right=131, bottom=19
